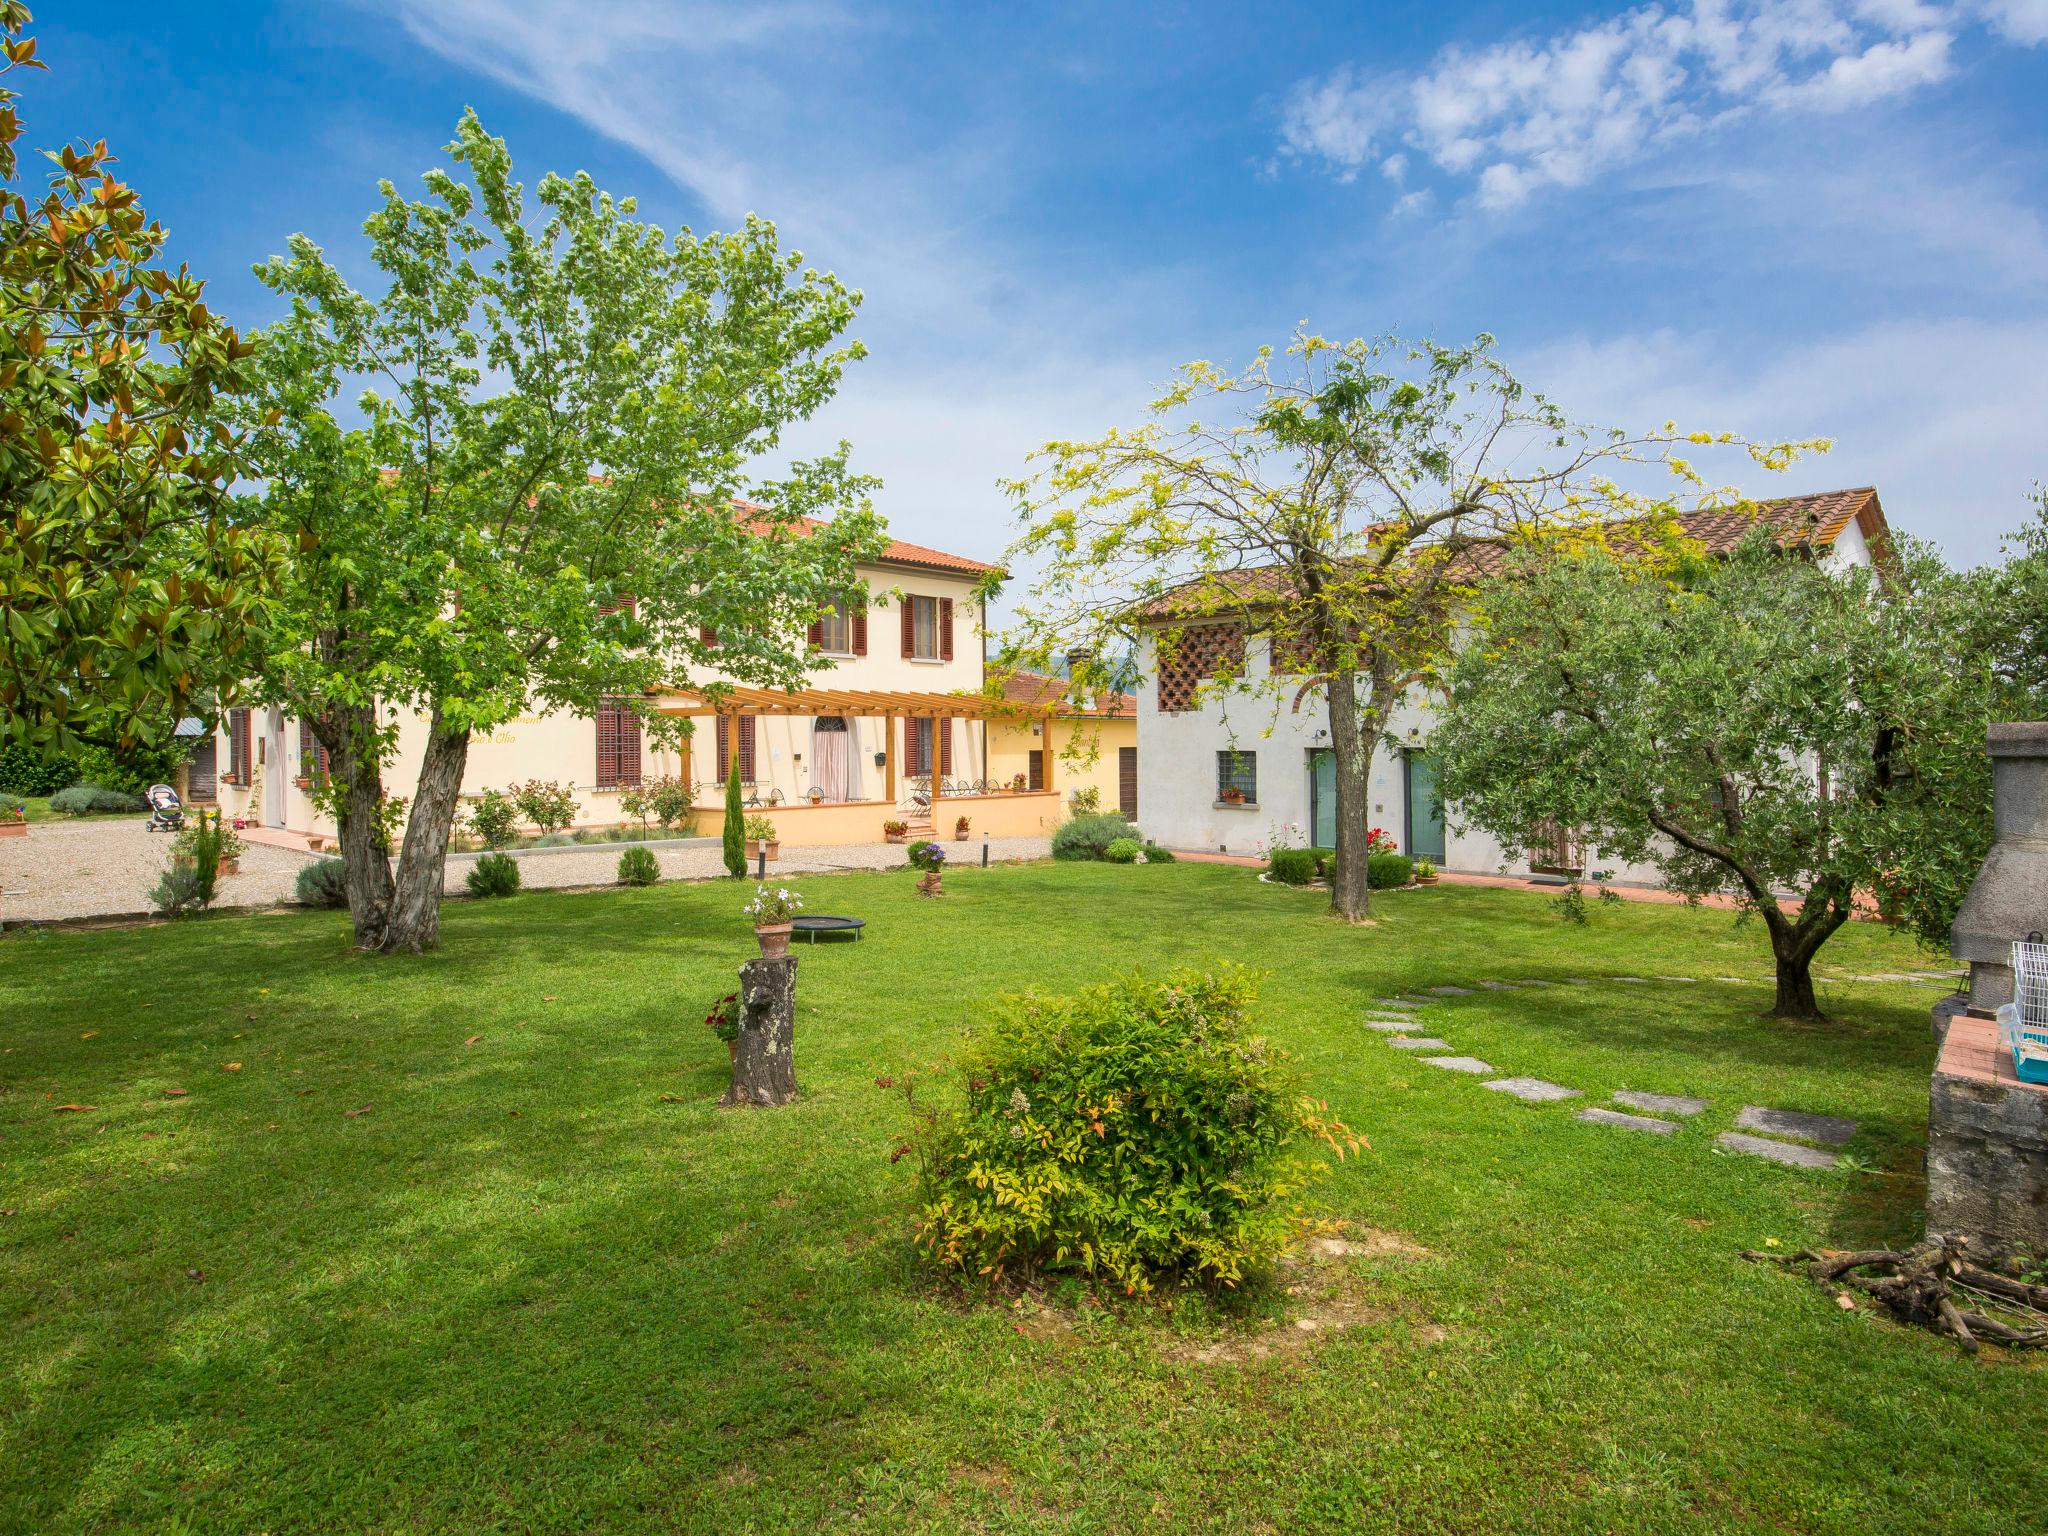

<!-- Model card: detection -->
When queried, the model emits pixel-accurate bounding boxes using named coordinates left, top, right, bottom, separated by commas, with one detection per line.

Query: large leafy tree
left=1433, top=535, right=1993, bottom=1019
left=244, top=111, right=881, bottom=953
left=992, top=331, right=1803, bottom=920
left=0, top=3, right=276, bottom=752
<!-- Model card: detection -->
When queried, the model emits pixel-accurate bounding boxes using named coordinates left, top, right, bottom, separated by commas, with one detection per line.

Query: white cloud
left=1523, top=316, right=2048, bottom=566
left=1280, top=0, right=2036, bottom=207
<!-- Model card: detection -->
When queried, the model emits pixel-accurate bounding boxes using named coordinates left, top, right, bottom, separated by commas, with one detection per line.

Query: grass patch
left=2, top=864, right=2038, bottom=1533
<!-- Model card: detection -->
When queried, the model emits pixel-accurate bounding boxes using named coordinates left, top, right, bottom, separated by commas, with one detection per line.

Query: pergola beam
left=654, top=684, right=1032, bottom=722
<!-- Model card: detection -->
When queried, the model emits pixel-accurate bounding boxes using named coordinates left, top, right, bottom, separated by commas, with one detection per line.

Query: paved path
left=2, top=820, right=1054, bottom=923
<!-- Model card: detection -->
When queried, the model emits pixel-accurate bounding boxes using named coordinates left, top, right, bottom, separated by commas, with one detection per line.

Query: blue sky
left=27, top=1, right=2048, bottom=574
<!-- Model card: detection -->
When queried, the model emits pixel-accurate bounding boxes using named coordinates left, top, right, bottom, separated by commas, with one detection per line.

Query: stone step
left=1734, top=1106, right=1857, bottom=1147
left=1484, top=1077, right=1581, bottom=1103
left=1614, top=1090, right=1709, bottom=1118
left=1717, top=1131, right=1838, bottom=1169
left=1576, top=1107, right=1678, bottom=1136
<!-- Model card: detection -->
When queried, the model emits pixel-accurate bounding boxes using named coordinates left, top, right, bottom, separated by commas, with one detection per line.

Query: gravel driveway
left=1, top=820, right=1052, bottom=923
left=0, top=819, right=315, bottom=923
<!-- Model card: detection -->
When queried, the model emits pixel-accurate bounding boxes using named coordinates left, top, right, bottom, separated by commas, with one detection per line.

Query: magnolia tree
left=242, top=112, right=882, bottom=953
left=0, top=4, right=277, bottom=752
left=990, top=331, right=1805, bottom=919
left=1432, top=535, right=1993, bottom=1020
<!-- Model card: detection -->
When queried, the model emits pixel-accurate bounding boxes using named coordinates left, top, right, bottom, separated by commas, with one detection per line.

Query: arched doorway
left=812, top=716, right=852, bottom=802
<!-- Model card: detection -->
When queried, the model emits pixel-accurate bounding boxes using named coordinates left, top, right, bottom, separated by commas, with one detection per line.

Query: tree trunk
left=1325, top=669, right=1381, bottom=922
left=326, top=702, right=395, bottom=948
left=723, top=955, right=798, bottom=1107
left=375, top=713, right=471, bottom=955
left=1771, top=952, right=1821, bottom=1020
left=1761, top=899, right=1849, bottom=1022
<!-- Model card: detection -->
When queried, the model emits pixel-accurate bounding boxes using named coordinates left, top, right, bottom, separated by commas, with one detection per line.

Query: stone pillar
left=1951, top=722, right=2048, bottom=1014
left=722, top=955, right=797, bottom=1107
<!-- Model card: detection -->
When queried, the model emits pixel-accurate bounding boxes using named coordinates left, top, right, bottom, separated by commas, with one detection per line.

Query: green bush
left=1103, top=836, right=1141, bottom=864
left=70, top=741, right=187, bottom=795
left=466, top=852, right=522, bottom=898
left=1367, top=852, right=1415, bottom=889
left=1310, top=846, right=1336, bottom=878
left=907, top=838, right=947, bottom=872
left=48, top=784, right=145, bottom=815
left=0, top=745, right=75, bottom=796
left=295, top=858, right=350, bottom=908
left=616, top=845, right=660, bottom=886
left=902, top=966, right=1360, bottom=1293
left=1050, top=811, right=1133, bottom=862
left=1267, top=847, right=1316, bottom=885
left=149, top=863, right=208, bottom=917
left=1140, top=842, right=1176, bottom=864
left=722, top=758, right=746, bottom=877
left=465, top=787, right=520, bottom=850
left=512, top=778, right=578, bottom=834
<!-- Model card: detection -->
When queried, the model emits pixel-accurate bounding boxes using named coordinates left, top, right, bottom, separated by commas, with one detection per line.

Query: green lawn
left=3, top=864, right=2040, bottom=1534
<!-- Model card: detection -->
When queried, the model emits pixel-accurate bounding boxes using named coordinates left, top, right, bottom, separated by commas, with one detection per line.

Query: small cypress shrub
left=466, top=852, right=522, bottom=898
left=1103, top=836, right=1141, bottom=864
left=1267, top=848, right=1316, bottom=885
left=722, top=757, right=746, bottom=877
left=900, top=966, right=1363, bottom=1293
left=295, top=858, right=350, bottom=908
left=616, top=845, right=660, bottom=886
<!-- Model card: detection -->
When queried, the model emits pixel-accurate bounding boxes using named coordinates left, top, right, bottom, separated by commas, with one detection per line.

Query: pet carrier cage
left=2001, top=939, right=2048, bottom=1085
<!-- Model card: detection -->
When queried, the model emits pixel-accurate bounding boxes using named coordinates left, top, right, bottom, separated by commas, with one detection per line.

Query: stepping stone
left=1475, top=980, right=1518, bottom=990
left=1576, top=1107, right=1678, bottom=1136
left=1386, top=1036, right=1452, bottom=1051
left=1427, top=985, right=1474, bottom=996
left=1734, top=1106, right=1857, bottom=1147
left=1365, top=1019, right=1422, bottom=1032
left=1374, top=997, right=1422, bottom=1009
left=1518, top=979, right=1557, bottom=987
left=1714, top=976, right=1747, bottom=984
left=1559, top=978, right=1593, bottom=985
left=1615, top=976, right=1653, bottom=983
left=1484, top=1077, right=1581, bottom=1102
left=1421, top=1056, right=1495, bottom=1074
left=1717, top=1131, right=1838, bottom=1170
left=1613, top=1090, right=1709, bottom=1118
left=1654, top=975, right=1700, bottom=983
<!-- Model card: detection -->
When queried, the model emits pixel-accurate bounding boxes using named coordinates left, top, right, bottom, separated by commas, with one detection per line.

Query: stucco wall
left=986, top=714, right=1137, bottom=814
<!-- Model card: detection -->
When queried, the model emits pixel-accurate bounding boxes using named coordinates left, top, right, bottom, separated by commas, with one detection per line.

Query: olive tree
left=992, top=331, right=1800, bottom=919
left=243, top=111, right=881, bottom=952
left=1433, top=534, right=1993, bottom=1019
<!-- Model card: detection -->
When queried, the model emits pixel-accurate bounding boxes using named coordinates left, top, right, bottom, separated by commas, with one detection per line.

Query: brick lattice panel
left=1156, top=624, right=1245, bottom=713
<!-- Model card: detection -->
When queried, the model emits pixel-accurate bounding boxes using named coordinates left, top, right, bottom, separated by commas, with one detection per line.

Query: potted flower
left=0, top=801, right=26, bottom=838
left=953, top=814, right=971, bottom=841
left=743, top=883, right=803, bottom=958
left=743, top=814, right=780, bottom=860
left=883, top=819, right=909, bottom=844
left=806, top=786, right=824, bottom=805
left=173, top=816, right=245, bottom=877
left=1415, top=857, right=1439, bottom=885
left=1010, top=772, right=1027, bottom=793
left=704, top=990, right=741, bottom=1063
left=1219, top=784, right=1246, bottom=806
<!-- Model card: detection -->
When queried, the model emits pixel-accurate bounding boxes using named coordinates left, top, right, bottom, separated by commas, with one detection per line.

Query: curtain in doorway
left=813, top=717, right=852, bottom=802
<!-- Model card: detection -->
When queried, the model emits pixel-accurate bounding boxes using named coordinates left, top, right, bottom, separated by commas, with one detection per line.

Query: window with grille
left=596, top=700, right=643, bottom=788
left=1216, top=749, right=1257, bottom=804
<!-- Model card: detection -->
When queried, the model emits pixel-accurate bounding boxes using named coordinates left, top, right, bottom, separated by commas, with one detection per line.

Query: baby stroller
left=145, top=783, right=185, bottom=833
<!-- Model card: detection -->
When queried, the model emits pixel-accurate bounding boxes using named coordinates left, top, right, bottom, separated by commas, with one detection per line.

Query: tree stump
left=723, top=955, right=798, bottom=1107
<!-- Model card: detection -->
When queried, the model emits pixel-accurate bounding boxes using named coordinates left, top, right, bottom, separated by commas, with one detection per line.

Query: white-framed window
left=911, top=595, right=940, bottom=659
left=819, top=600, right=852, bottom=655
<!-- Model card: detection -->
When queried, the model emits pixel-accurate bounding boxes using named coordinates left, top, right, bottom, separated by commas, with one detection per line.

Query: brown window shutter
left=230, top=708, right=252, bottom=783
left=852, top=603, right=868, bottom=656
left=716, top=715, right=730, bottom=780
left=700, top=624, right=718, bottom=648
left=900, top=598, right=915, bottom=658
left=299, top=720, right=314, bottom=766
left=940, top=597, right=954, bottom=662
left=596, top=703, right=620, bottom=787
left=738, top=714, right=757, bottom=780
left=938, top=718, right=953, bottom=776
left=620, top=706, right=642, bottom=787
left=807, top=616, right=824, bottom=648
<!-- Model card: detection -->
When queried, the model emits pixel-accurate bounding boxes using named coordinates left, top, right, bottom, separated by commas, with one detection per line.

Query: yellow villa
left=181, top=525, right=1138, bottom=849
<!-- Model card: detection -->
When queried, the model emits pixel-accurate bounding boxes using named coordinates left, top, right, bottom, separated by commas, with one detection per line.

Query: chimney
left=1951, top=722, right=2048, bottom=1014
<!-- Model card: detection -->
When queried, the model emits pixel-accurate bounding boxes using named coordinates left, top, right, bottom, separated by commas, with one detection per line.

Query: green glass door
left=1404, top=750, right=1446, bottom=863
left=1309, top=749, right=1337, bottom=849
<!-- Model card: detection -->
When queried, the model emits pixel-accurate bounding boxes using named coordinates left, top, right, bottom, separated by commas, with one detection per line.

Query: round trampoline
left=792, top=915, right=865, bottom=943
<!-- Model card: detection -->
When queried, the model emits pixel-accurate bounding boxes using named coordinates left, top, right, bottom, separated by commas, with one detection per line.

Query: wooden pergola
left=655, top=685, right=1060, bottom=806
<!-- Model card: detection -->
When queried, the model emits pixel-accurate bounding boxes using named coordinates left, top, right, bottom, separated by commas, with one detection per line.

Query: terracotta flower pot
left=744, top=838, right=761, bottom=857
left=294, top=776, right=312, bottom=790
left=954, top=831, right=969, bottom=841
left=727, top=1038, right=739, bottom=1065
left=754, top=922, right=793, bottom=959
left=884, top=832, right=907, bottom=844
left=0, top=819, right=25, bottom=838
left=765, top=840, right=780, bottom=860
left=217, top=857, right=240, bottom=877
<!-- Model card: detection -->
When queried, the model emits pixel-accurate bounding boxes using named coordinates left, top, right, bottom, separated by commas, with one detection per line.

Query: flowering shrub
left=465, top=788, right=519, bottom=849
left=512, top=779, right=579, bottom=835
left=882, top=819, right=909, bottom=837
left=743, top=884, right=803, bottom=925
left=907, top=838, right=947, bottom=872
left=1366, top=826, right=1396, bottom=854
left=704, top=991, right=740, bottom=1044
left=897, top=965, right=1363, bottom=1293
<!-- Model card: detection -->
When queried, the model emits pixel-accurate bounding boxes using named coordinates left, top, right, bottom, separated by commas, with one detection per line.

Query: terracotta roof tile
left=992, top=668, right=1135, bottom=718
left=1131, top=488, right=1884, bottom=620
left=735, top=499, right=1000, bottom=576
